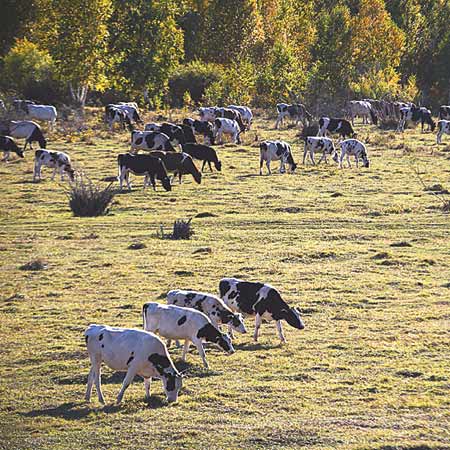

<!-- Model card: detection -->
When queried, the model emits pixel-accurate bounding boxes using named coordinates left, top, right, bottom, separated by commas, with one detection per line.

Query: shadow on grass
left=22, top=402, right=94, bottom=420
left=175, top=360, right=221, bottom=378
left=233, top=342, right=280, bottom=351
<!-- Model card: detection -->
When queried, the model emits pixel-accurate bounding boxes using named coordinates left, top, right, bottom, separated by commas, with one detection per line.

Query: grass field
left=0, top=109, right=449, bottom=450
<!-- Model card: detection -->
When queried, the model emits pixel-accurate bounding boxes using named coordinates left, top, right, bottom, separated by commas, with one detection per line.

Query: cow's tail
left=369, top=108, right=378, bottom=125
left=142, top=303, right=148, bottom=330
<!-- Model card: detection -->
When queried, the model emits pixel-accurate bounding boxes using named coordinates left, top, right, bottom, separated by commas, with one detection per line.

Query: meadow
left=0, top=109, right=449, bottom=450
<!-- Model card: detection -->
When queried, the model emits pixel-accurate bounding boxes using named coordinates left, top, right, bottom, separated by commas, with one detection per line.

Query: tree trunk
left=69, top=83, right=89, bottom=109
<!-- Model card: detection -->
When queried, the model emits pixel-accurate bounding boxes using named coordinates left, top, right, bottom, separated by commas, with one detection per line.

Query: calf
left=106, top=107, right=132, bottom=131
left=33, top=149, right=74, bottom=181
left=148, top=151, right=202, bottom=184
left=167, top=290, right=247, bottom=337
left=259, top=140, right=297, bottom=175
left=214, top=118, right=242, bottom=144
left=438, top=106, right=450, bottom=120
left=183, top=118, right=215, bottom=145
left=338, top=139, right=370, bottom=168
left=302, top=137, right=337, bottom=165
left=437, top=120, right=450, bottom=144
left=0, top=136, right=24, bottom=161
left=219, top=278, right=305, bottom=343
left=275, top=103, right=312, bottom=129
left=318, top=117, right=356, bottom=139
left=117, top=153, right=171, bottom=191
left=181, top=143, right=221, bottom=172
left=142, top=302, right=234, bottom=369
left=8, top=121, right=47, bottom=150
left=84, top=324, right=182, bottom=404
left=131, top=131, right=175, bottom=152
left=348, top=100, right=378, bottom=125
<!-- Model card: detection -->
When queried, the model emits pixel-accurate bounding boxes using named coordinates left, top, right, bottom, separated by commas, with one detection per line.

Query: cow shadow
left=22, top=402, right=94, bottom=420
left=54, top=371, right=141, bottom=386
left=175, top=360, right=221, bottom=378
left=233, top=342, right=280, bottom=352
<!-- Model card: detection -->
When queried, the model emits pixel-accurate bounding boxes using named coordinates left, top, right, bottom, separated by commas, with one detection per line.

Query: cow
left=5, top=121, right=47, bottom=150
left=198, top=107, right=217, bottom=122
left=84, top=324, right=182, bottom=404
left=348, top=100, right=378, bottom=125
left=259, top=140, right=297, bottom=175
left=0, top=136, right=24, bottom=161
left=13, top=100, right=34, bottom=114
left=318, top=117, right=356, bottom=139
left=227, top=105, right=253, bottom=129
left=117, top=153, right=172, bottom=191
left=302, top=137, right=337, bottom=165
left=438, top=106, right=450, bottom=120
left=214, top=118, right=243, bottom=144
left=213, top=108, right=246, bottom=132
left=144, top=122, right=186, bottom=147
left=183, top=118, right=215, bottom=145
left=22, top=104, right=57, bottom=130
left=33, top=149, right=74, bottom=181
left=219, top=278, right=305, bottom=343
left=142, top=302, right=235, bottom=369
left=105, top=106, right=132, bottom=131
left=338, top=139, right=370, bottom=168
left=437, top=120, right=450, bottom=144
left=166, top=290, right=247, bottom=338
left=397, top=106, right=435, bottom=132
left=178, top=124, right=197, bottom=144
left=181, top=143, right=221, bottom=172
left=130, top=131, right=175, bottom=152
left=275, top=103, right=312, bottom=129
left=106, top=103, right=142, bottom=124
left=147, top=151, right=202, bottom=185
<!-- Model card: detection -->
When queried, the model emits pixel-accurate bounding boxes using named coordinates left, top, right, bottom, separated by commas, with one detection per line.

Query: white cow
left=437, top=120, right=450, bottom=144
left=348, top=100, right=377, bottom=125
left=199, top=107, right=217, bottom=122
left=303, top=137, right=337, bottom=165
left=259, top=140, right=297, bottom=175
left=33, top=149, right=74, bottom=181
left=8, top=121, right=47, bottom=150
left=84, top=324, right=182, bottom=404
left=338, top=139, right=370, bottom=168
left=214, top=118, right=242, bottom=144
left=142, top=302, right=234, bottom=369
left=24, top=104, right=57, bottom=130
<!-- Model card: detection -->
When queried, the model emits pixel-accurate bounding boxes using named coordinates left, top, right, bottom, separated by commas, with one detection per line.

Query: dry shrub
left=158, top=218, right=193, bottom=240
left=66, top=174, right=116, bottom=217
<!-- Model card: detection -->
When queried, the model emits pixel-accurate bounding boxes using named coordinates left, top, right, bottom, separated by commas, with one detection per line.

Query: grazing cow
left=0, top=136, right=24, bottom=161
left=148, top=151, right=202, bottom=184
left=275, top=103, right=312, bottom=129
left=106, top=103, right=142, bottom=124
left=117, top=153, right=171, bottom=191
left=7, top=121, right=47, bottom=150
left=302, top=137, right=337, bottom=165
left=219, top=278, right=305, bottom=343
left=259, top=140, right=297, bottom=175
left=105, top=106, right=132, bottom=131
left=142, top=302, right=235, bottom=369
left=23, top=104, right=57, bottom=130
left=144, top=122, right=186, bottom=147
left=397, top=106, right=435, bottom=132
left=198, top=107, right=217, bottom=122
left=131, top=131, right=175, bottom=152
left=213, top=108, right=246, bottom=132
left=183, top=118, right=215, bottom=145
left=33, top=149, right=74, bottom=181
left=181, top=143, right=221, bottom=172
left=84, top=324, right=182, bottom=404
left=227, top=105, right=253, bottom=129
left=436, top=120, right=450, bottom=144
left=318, top=117, right=356, bottom=139
left=214, top=118, right=242, bottom=144
left=438, top=106, right=450, bottom=120
left=338, top=139, right=370, bottom=168
left=348, top=100, right=378, bottom=125
left=166, top=290, right=247, bottom=337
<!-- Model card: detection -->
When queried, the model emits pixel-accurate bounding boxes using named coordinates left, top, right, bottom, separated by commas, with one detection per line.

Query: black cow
left=219, top=278, right=305, bottom=343
left=318, top=117, right=356, bottom=139
left=0, top=135, right=24, bottom=161
left=181, top=143, right=221, bottom=172
left=148, top=151, right=202, bottom=185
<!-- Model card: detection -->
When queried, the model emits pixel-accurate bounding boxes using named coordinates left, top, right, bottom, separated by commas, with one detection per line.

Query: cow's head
left=65, top=165, right=75, bottom=181
left=162, top=369, right=183, bottom=403
left=214, top=159, right=222, bottom=171
left=362, top=153, right=370, bottom=168
left=161, top=176, right=172, bottom=191
left=282, top=306, right=305, bottom=330
left=219, top=310, right=247, bottom=333
left=197, top=323, right=235, bottom=354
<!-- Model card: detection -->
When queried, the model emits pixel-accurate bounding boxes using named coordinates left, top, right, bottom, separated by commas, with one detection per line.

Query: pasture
left=0, top=109, right=449, bottom=449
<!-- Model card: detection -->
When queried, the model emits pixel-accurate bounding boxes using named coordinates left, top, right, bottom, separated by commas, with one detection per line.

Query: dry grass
left=0, top=110, right=449, bottom=450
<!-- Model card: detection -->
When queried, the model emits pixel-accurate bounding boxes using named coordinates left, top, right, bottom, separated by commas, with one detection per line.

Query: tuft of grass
left=19, top=258, right=47, bottom=271
left=157, top=218, right=194, bottom=240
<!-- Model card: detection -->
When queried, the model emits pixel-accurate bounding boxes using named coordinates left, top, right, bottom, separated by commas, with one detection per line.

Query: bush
left=66, top=174, right=116, bottom=217
left=157, top=218, right=193, bottom=240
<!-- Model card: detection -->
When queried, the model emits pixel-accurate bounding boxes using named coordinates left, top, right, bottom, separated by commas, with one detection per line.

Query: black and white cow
left=33, top=149, right=74, bottom=181
left=178, top=123, right=197, bottom=144
left=0, top=136, right=24, bottom=161
left=438, top=106, right=450, bottom=120
left=106, top=106, right=132, bottom=131
left=275, top=103, right=312, bottom=129
left=302, top=137, right=337, bottom=165
left=397, top=106, right=436, bottom=132
left=181, top=143, right=221, bottom=172
left=219, top=278, right=305, bottom=343
left=142, top=302, right=234, bottom=369
left=6, top=121, right=47, bottom=150
left=84, top=324, right=182, bottom=404
left=338, top=139, right=370, bottom=168
left=198, top=107, right=216, bottom=122
left=14, top=100, right=34, bottom=114
left=227, top=105, right=253, bottom=129
left=436, top=120, right=450, bottom=144
left=259, top=140, right=297, bottom=175
left=144, top=122, right=186, bottom=146
left=131, top=131, right=175, bottom=152
left=183, top=118, right=215, bottom=145
left=117, top=153, right=172, bottom=191
left=348, top=100, right=378, bottom=125
left=106, top=103, right=142, bottom=124
left=148, top=151, right=202, bottom=185
left=318, top=117, right=356, bottom=139
left=213, top=108, right=246, bottom=132
left=214, top=118, right=243, bottom=144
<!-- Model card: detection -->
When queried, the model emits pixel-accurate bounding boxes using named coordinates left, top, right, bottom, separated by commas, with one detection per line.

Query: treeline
left=1, top=0, right=449, bottom=110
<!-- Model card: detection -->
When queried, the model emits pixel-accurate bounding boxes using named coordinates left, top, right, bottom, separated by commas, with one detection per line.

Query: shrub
left=157, top=218, right=193, bottom=240
left=66, top=174, right=116, bottom=217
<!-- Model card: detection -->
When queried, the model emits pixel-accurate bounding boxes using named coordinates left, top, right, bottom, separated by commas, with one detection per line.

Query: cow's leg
left=92, top=359, right=105, bottom=404
left=275, top=115, right=281, bottom=129
left=144, top=378, right=151, bottom=400
left=276, top=320, right=286, bottom=343
left=302, top=146, right=308, bottom=165
left=201, top=160, right=206, bottom=172
left=208, top=161, right=213, bottom=172
left=318, top=152, right=326, bottom=164
left=126, top=171, right=132, bottom=190
left=437, top=131, right=442, bottom=144
left=2, top=151, right=10, bottom=162
left=85, top=366, right=95, bottom=401
left=149, top=174, right=156, bottom=191
left=259, top=156, right=264, bottom=175
left=339, top=152, right=345, bottom=169
left=279, top=159, right=285, bottom=173
left=116, top=365, right=137, bottom=404
left=192, top=338, right=209, bottom=369
left=347, top=154, right=351, bottom=168
left=310, top=151, right=316, bottom=165
left=266, top=159, right=272, bottom=175
left=33, top=161, right=41, bottom=180
left=355, top=156, right=359, bottom=168
left=51, top=167, right=57, bottom=180
left=181, top=340, right=190, bottom=362
left=253, top=313, right=262, bottom=342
